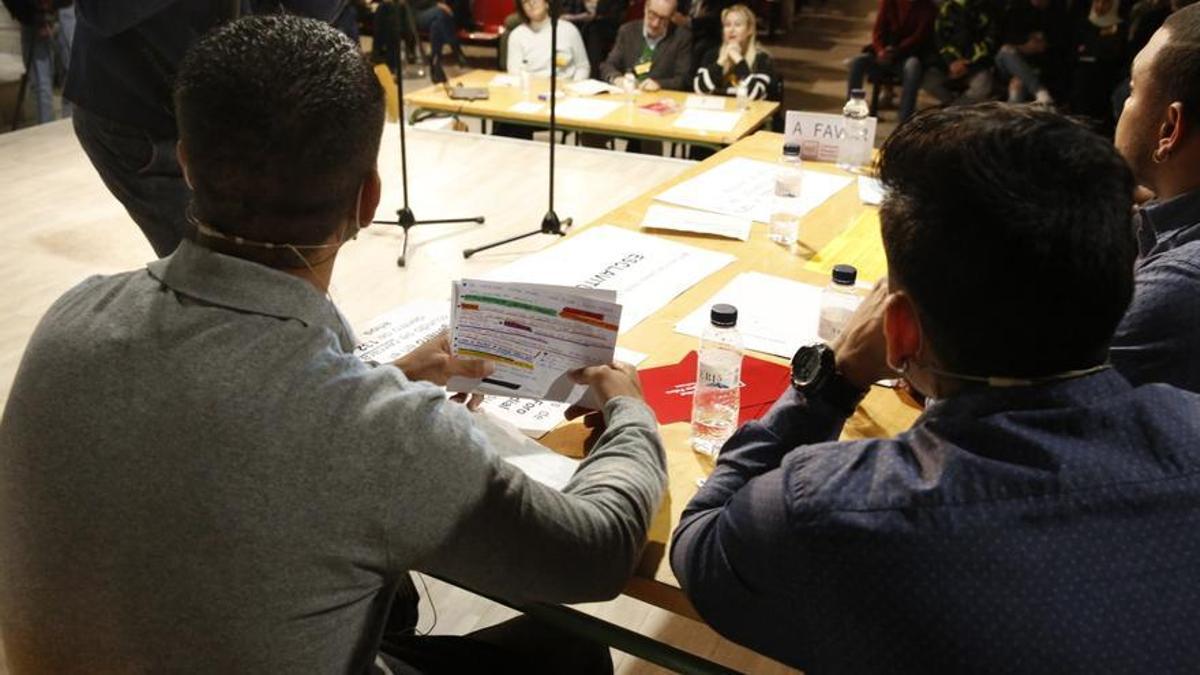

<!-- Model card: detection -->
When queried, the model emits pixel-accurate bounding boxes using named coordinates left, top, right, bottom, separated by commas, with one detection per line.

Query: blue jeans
left=417, top=5, right=460, bottom=63
left=19, top=6, right=75, bottom=124
left=994, top=45, right=1043, bottom=101
left=922, top=65, right=993, bottom=106
left=73, top=107, right=192, bottom=258
left=847, top=52, right=923, bottom=123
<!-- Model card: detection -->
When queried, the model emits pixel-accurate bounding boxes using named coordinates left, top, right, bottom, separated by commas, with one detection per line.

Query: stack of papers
left=447, top=279, right=622, bottom=407
left=675, top=272, right=824, bottom=358
left=486, top=225, right=735, bottom=332
left=354, top=301, right=644, bottom=438
left=641, top=203, right=752, bottom=241
left=654, top=157, right=853, bottom=223
left=567, top=79, right=622, bottom=96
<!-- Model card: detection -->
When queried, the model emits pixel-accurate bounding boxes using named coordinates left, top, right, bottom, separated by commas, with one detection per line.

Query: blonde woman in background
left=693, top=4, right=775, bottom=100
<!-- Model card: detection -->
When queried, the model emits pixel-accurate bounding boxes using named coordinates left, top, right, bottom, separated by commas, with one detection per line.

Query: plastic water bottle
left=621, top=72, right=637, bottom=104
left=818, top=264, right=863, bottom=342
left=691, top=304, right=743, bottom=456
left=837, top=89, right=870, bottom=172
left=735, top=80, right=749, bottom=110
left=769, top=143, right=804, bottom=246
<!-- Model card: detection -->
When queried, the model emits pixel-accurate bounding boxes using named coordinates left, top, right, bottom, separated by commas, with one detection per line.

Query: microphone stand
left=463, top=6, right=570, bottom=258
left=374, top=67, right=485, bottom=267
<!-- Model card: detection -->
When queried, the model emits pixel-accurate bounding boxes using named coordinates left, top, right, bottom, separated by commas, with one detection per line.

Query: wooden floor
left=0, top=2, right=880, bottom=672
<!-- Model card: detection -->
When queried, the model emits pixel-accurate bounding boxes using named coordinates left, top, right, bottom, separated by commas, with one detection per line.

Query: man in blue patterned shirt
left=1111, top=4, right=1200, bottom=392
left=671, top=103, right=1200, bottom=672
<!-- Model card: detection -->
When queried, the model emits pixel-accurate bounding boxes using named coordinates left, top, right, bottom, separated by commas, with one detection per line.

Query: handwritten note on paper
left=486, top=225, right=735, bottom=333
left=567, top=79, right=622, bottom=96
left=641, top=203, right=752, bottom=241
left=673, top=109, right=742, bottom=133
left=553, top=97, right=622, bottom=120
left=805, top=210, right=888, bottom=285
left=675, top=272, right=823, bottom=358
left=654, top=158, right=853, bottom=223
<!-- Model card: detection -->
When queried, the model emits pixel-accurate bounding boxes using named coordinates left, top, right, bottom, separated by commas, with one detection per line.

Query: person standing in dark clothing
left=2, top=0, right=75, bottom=124
left=66, top=1, right=356, bottom=258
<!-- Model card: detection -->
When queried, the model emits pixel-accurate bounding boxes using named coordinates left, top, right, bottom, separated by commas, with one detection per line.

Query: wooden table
left=404, top=68, right=780, bottom=149
left=534, top=130, right=921, bottom=620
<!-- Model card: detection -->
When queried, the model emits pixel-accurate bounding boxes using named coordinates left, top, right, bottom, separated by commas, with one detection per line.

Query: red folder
left=638, top=351, right=791, bottom=426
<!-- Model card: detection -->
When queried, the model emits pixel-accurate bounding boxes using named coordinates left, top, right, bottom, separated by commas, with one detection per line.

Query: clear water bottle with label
left=769, top=143, right=804, bottom=246
left=837, top=89, right=870, bottom=172
left=691, top=304, right=743, bottom=456
left=735, top=80, right=749, bottom=110
left=818, top=264, right=863, bottom=342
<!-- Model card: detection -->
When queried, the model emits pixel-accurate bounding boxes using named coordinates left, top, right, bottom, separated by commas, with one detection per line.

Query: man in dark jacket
left=66, top=1, right=355, bottom=258
left=2, top=0, right=74, bottom=124
left=599, top=0, right=692, bottom=91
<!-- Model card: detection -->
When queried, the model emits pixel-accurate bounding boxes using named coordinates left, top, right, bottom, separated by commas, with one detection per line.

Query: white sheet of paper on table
left=858, top=175, right=885, bottom=206
left=675, top=271, right=823, bottom=358
left=641, top=203, right=752, bottom=241
left=673, top=109, right=742, bottom=133
left=553, top=97, right=622, bottom=120
left=486, top=225, right=735, bottom=333
left=447, top=279, right=622, bottom=407
left=491, top=74, right=521, bottom=88
left=567, top=79, right=622, bottom=96
left=471, top=410, right=579, bottom=490
left=654, top=157, right=853, bottom=223
left=508, top=101, right=545, bottom=114
left=684, top=95, right=728, bottom=110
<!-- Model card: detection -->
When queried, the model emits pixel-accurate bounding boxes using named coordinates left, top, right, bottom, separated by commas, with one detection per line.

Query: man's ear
left=883, top=290, right=922, bottom=372
left=177, top=141, right=194, bottom=190
left=357, top=168, right=382, bottom=228
left=1159, top=102, right=1186, bottom=158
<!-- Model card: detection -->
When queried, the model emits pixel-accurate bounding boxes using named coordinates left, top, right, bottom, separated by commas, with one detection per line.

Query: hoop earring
left=1152, top=147, right=1170, bottom=164
left=887, top=357, right=910, bottom=375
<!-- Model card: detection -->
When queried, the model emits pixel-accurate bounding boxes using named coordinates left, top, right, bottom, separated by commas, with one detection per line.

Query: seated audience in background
left=673, top=0, right=735, bottom=81
left=671, top=103, right=1200, bottom=672
left=411, top=0, right=470, bottom=69
left=693, top=4, right=774, bottom=100
left=923, top=0, right=998, bottom=105
left=1111, top=3, right=1200, bottom=391
left=995, top=0, right=1069, bottom=103
left=1, top=0, right=75, bottom=125
left=563, top=0, right=627, bottom=77
left=507, top=0, right=590, bottom=79
left=599, top=0, right=692, bottom=91
left=846, top=0, right=936, bottom=123
left=1068, top=0, right=1127, bottom=128
left=0, top=15, right=667, bottom=673
left=496, top=0, right=590, bottom=138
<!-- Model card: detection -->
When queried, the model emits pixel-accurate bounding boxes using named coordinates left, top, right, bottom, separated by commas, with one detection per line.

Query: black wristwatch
left=790, top=344, right=868, bottom=415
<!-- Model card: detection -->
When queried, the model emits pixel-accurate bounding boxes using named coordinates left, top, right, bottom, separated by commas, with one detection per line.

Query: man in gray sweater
left=0, top=15, right=666, bottom=673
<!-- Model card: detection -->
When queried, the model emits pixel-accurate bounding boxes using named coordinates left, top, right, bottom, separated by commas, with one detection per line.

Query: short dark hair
left=878, top=104, right=1136, bottom=377
left=513, top=0, right=559, bottom=24
left=175, top=14, right=384, bottom=265
left=1155, top=3, right=1200, bottom=114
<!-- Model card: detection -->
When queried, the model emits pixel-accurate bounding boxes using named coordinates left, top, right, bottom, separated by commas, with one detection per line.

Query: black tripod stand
left=463, top=9, right=570, bottom=258
left=375, top=68, right=485, bottom=267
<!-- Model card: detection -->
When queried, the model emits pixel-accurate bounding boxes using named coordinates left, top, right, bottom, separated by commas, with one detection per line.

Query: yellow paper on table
left=806, top=209, right=888, bottom=284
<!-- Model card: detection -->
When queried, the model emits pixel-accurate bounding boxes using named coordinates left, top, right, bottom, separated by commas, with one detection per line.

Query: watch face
left=791, top=346, right=824, bottom=388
